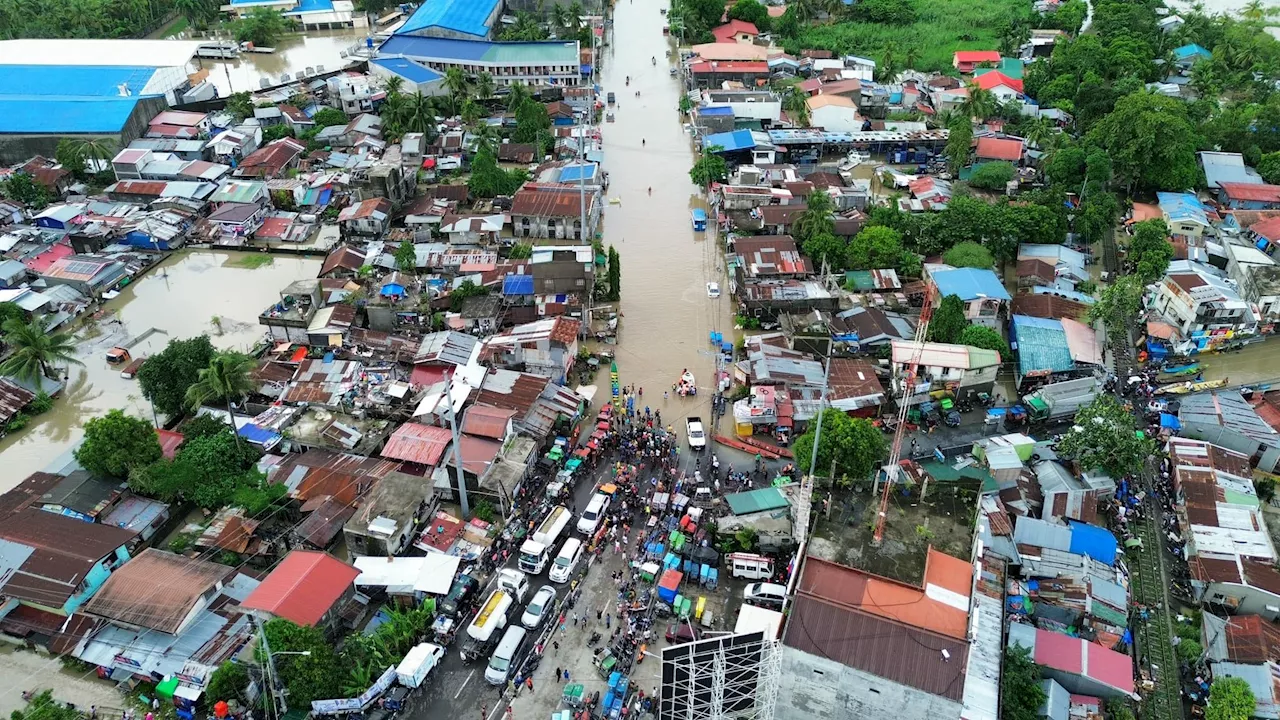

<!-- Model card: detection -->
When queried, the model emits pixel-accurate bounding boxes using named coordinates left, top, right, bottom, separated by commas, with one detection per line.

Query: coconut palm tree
left=793, top=189, right=835, bottom=243
left=1021, top=116, right=1057, bottom=152
left=185, top=351, right=255, bottom=441
left=443, top=67, right=470, bottom=114
left=474, top=72, right=495, bottom=103
left=0, top=317, right=81, bottom=384
left=403, top=91, right=437, bottom=139
left=69, top=137, right=117, bottom=175
left=784, top=86, right=811, bottom=127
left=960, top=82, right=998, bottom=121
left=472, top=123, right=502, bottom=155
left=903, top=46, right=919, bottom=70
left=506, top=83, right=532, bottom=113
left=551, top=4, right=569, bottom=34
left=460, top=99, right=485, bottom=128
left=383, top=75, right=404, bottom=98
left=877, top=43, right=899, bottom=83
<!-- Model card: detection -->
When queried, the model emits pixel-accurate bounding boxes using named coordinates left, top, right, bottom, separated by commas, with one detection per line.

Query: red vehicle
left=664, top=623, right=701, bottom=644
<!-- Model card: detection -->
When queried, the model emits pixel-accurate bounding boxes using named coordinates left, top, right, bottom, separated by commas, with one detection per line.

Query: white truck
left=395, top=642, right=444, bottom=688
left=519, top=505, right=571, bottom=574
left=460, top=589, right=513, bottom=663
left=496, top=567, right=529, bottom=603
left=686, top=416, right=706, bottom=450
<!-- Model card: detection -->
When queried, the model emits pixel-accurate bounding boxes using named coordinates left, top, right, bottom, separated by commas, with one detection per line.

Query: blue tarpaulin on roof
left=1067, top=521, right=1118, bottom=566
left=239, top=423, right=280, bottom=446
left=700, top=106, right=734, bottom=116
left=1160, top=413, right=1182, bottom=430
left=504, top=274, right=534, bottom=295
left=702, top=129, right=755, bottom=153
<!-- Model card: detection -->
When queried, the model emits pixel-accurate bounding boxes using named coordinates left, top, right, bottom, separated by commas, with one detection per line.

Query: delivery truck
left=1019, top=376, right=1104, bottom=424
left=460, top=589, right=512, bottom=663
left=519, top=505, right=571, bottom=574
left=396, top=643, right=444, bottom=688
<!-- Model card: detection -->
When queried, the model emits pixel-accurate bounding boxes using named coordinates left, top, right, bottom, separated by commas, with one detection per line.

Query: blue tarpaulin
left=1067, top=521, right=1118, bottom=566
left=701, top=129, right=754, bottom=153
left=1160, top=413, right=1182, bottom=430
left=503, top=274, right=534, bottom=295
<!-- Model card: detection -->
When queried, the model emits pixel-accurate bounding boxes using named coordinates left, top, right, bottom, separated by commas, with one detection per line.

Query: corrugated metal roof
left=725, top=487, right=789, bottom=515
left=461, top=404, right=515, bottom=440
left=241, top=550, right=358, bottom=626
left=84, top=549, right=230, bottom=633
left=381, top=422, right=452, bottom=465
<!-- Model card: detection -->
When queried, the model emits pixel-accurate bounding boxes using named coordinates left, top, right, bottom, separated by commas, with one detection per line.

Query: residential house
left=733, top=236, right=813, bottom=286
left=40, top=255, right=127, bottom=298
left=759, top=204, right=806, bottom=235
left=461, top=404, right=516, bottom=444
left=1203, top=614, right=1280, bottom=718
left=1218, top=183, right=1280, bottom=211
left=1017, top=244, right=1089, bottom=291
left=233, top=137, right=306, bottom=179
left=1006, top=624, right=1135, bottom=699
left=1173, top=43, right=1212, bottom=70
left=1224, top=242, right=1280, bottom=324
left=440, top=214, right=505, bottom=245
left=338, top=197, right=393, bottom=236
left=343, top=472, right=437, bottom=557
left=1158, top=192, right=1212, bottom=240
left=530, top=245, right=594, bottom=298
left=778, top=553, right=974, bottom=718
left=240, top=550, right=361, bottom=633
left=974, top=137, right=1024, bottom=164
left=75, top=549, right=257, bottom=687
left=711, top=20, right=759, bottom=44
left=460, top=294, right=503, bottom=333
left=511, top=184, right=599, bottom=241
left=927, top=266, right=1012, bottom=328
left=953, top=50, right=1003, bottom=73
left=1150, top=260, right=1255, bottom=348
left=1178, top=394, right=1280, bottom=472
left=828, top=306, right=914, bottom=348
left=280, top=105, right=315, bottom=133
left=1010, top=293, right=1091, bottom=321
left=483, top=316, right=581, bottom=383
left=1008, top=314, right=1103, bottom=388
left=972, top=71, right=1023, bottom=101
left=319, top=245, right=368, bottom=278
left=689, top=61, right=770, bottom=89
left=806, top=94, right=862, bottom=133
left=260, top=279, right=322, bottom=344
left=205, top=126, right=261, bottom=164
left=890, top=340, right=1002, bottom=403
left=1201, top=151, right=1263, bottom=190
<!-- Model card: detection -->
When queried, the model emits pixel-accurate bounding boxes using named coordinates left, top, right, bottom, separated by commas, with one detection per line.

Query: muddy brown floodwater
left=597, top=2, right=735, bottom=430
left=194, top=28, right=372, bottom=95
left=0, top=251, right=321, bottom=490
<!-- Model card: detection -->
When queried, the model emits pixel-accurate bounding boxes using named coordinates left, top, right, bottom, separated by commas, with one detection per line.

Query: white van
left=728, top=552, right=774, bottom=580
left=549, top=538, right=584, bottom=583
left=576, top=492, right=610, bottom=535
left=743, top=582, right=788, bottom=608
left=484, top=625, right=527, bottom=685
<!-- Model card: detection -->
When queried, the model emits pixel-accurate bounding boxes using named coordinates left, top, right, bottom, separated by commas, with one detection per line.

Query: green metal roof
left=844, top=270, right=876, bottom=291
left=973, top=57, right=1024, bottom=80
left=725, top=488, right=789, bottom=515
left=917, top=459, right=997, bottom=494
left=967, top=346, right=1002, bottom=369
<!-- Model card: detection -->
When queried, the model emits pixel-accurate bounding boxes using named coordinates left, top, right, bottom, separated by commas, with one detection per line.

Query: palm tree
left=1241, top=0, right=1271, bottom=21
left=903, top=46, right=919, bottom=70
left=443, top=67, right=470, bottom=114
left=878, top=43, right=899, bottom=83
left=0, top=317, right=81, bottom=384
left=506, top=83, right=532, bottom=113
left=473, top=124, right=502, bottom=155
left=794, top=189, right=835, bottom=243
left=403, top=91, right=437, bottom=139
left=550, top=4, right=569, bottom=33
left=784, top=86, right=811, bottom=127
left=383, top=75, right=404, bottom=98
left=68, top=137, right=117, bottom=176
left=960, top=82, right=997, bottom=121
left=1021, top=116, right=1056, bottom=152
left=185, top=352, right=255, bottom=441
left=474, top=72, right=495, bottom=103
left=460, top=99, right=485, bottom=128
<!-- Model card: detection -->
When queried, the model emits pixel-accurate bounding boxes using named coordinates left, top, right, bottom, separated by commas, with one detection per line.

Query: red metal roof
left=797, top=556, right=970, bottom=640
left=975, top=137, right=1024, bottom=161
left=954, top=50, right=1001, bottom=64
left=690, top=61, right=769, bottom=73
left=241, top=550, right=358, bottom=626
left=973, top=71, right=1023, bottom=93
left=712, top=19, right=759, bottom=40
left=1220, top=182, right=1280, bottom=203
left=156, top=428, right=184, bottom=460
left=1251, top=215, right=1280, bottom=241
left=1225, top=614, right=1280, bottom=663
left=381, top=422, right=452, bottom=465
left=461, top=404, right=517, bottom=440
left=25, top=243, right=73, bottom=273
left=511, top=185, right=585, bottom=218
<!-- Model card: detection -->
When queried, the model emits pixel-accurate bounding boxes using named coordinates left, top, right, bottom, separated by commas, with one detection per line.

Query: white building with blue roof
left=224, top=0, right=356, bottom=29
left=394, top=0, right=502, bottom=41
left=1158, top=191, right=1213, bottom=239
left=376, top=35, right=582, bottom=88
left=925, top=265, right=1013, bottom=329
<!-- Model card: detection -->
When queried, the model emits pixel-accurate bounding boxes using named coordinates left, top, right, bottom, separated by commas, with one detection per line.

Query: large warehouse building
left=0, top=39, right=203, bottom=164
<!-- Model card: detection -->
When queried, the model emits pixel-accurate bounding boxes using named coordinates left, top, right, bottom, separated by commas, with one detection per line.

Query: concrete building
left=926, top=266, right=1012, bottom=329
left=890, top=340, right=1001, bottom=403
left=1224, top=241, right=1280, bottom=324
left=483, top=316, right=581, bottom=383
left=343, top=471, right=436, bottom=557
left=778, top=552, right=973, bottom=718
left=806, top=94, right=862, bottom=133
left=377, top=36, right=582, bottom=88
left=1150, top=260, right=1256, bottom=349
left=511, top=184, right=599, bottom=241
left=393, top=0, right=501, bottom=40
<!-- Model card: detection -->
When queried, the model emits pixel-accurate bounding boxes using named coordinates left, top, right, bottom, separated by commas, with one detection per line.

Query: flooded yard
left=193, top=28, right=372, bottom=95
left=0, top=250, right=321, bottom=489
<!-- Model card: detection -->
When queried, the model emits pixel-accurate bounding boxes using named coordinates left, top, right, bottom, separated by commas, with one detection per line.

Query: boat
left=1157, top=362, right=1199, bottom=378
left=714, top=435, right=781, bottom=459
left=1155, top=378, right=1229, bottom=395
left=239, top=42, right=276, bottom=53
left=120, top=357, right=146, bottom=379
left=691, top=208, right=707, bottom=231
left=676, top=371, right=696, bottom=396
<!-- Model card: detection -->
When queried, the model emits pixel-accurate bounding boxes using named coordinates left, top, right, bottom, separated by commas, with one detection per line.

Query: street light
left=266, top=650, right=312, bottom=720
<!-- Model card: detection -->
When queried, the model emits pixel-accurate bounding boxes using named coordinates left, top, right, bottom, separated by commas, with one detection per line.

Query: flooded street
left=194, top=28, right=372, bottom=95
left=0, top=251, right=320, bottom=489
left=599, top=3, right=735, bottom=430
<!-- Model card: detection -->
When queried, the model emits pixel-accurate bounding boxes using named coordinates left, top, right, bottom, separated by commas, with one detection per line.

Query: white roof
left=353, top=554, right=462, bottom=595
left=734, top=603, right=784, bottom=637
left=0, top=39, right=202, bottom=68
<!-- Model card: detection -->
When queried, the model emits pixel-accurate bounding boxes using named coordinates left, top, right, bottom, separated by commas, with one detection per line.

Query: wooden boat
left=1155, top=378, right=1229, bottom=395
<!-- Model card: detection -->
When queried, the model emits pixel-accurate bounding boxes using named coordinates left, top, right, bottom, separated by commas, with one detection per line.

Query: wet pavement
left=0, top=251, right=320, bottom=489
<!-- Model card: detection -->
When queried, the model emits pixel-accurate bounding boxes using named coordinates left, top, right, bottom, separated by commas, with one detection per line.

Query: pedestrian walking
left=563, top=669, right=571, bottom=682
left=526, top=677, right=534, bottom=693
left=480, top=705, right=487, bottom=720
left=614, top=540, right=621, bottom=554
left=555, top=666, right=562, bottom=683
left=606, top=613, right=612, bottom=629
left=553, top=640, right=560, bottom=653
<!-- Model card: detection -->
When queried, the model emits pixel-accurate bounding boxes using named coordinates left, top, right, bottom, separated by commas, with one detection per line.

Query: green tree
left=138, top=335, right=216, bottom=418
left=792, top=408, right=886, bottom=481
left=927, top=295, right=968, bottom=344
left=783, top=86, right=811, bottom=127
left=0, top=316, right=81, bottom=383
left=1056, top=395, right=1156, bottom=477
left=181, top=413, right=234, bottom=443
left=942, top=241, right=994, bottom=269
left=1087, top=275, right=1144, bottom=345
left=1256, top=475, right=1277, bottom=504
left=689, top=148, right=728, bottom=188
left=508, top=242, right=534, bottom=259
left=260, top=619, right=343, bottom=706
left=846, top=226, right=914, bottom=273
left=1128, top=219, right=1173, bottom=284
left=1259, top=151, right=1280, bottom=184
left=468, top=144, right=527, bottom=198
left=205, top=661, right=250, bottom=704
left=262, top=124, right=295, bottom=142
left=175, top=0, right=219, bottom=27
left=794, top=189, right=835, bottom=245
left=74, top=409, right=162, bottom=479
left=727, top=0, right=770, bottom=29
left=1206, top=676, right=1257, bottom=720
left=312, top=107, right=349, bottom=128
left=958, top=325, right=1009, bottom=359
left=186, top=352, right=256, bottom=439
left=803, top=233, right=846, bottom=273
left=968, top=162, right=1016, bottom=190
left=11, top=691, right=83, bottom=720
left=1176, top=639, right=1204, bottom=664
left=169, top=428, right=263, bottom=507
left=513, top=98, right=551, bottom=145
left=607, top=246, right=621, bottom=301
left=0, top=172, right=52, bottom=208
left=849, top=0, right=916, bottom=25
left=395, top=238, right=417, bottom=271
left=960, top=83, right=998, bottom=122
left=225, top=92, right=255, bottom=122
left=1087, top=92, right=1202, bottom=193
left=232, top=7, right=289, bottom=47
left=0, top=302, right=26, bottom=329
left=942, top=118, right=973, bottom=174
left=1002, top=644, right=1048, bottom=720
left=774, top=5, right=799, bottom=37
left=449, top=279, right=490, bottom=311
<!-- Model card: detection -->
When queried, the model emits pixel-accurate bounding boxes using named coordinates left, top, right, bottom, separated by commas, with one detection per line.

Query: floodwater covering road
left=194, top=28, right=372, bottom=95
left=0, top=251, right=320, bottom=490
left=598, top=0, right=735, bottom=434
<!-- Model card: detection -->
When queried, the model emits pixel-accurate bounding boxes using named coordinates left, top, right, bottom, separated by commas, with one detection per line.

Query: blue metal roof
left=1174, top=43, right=1211, bottom=60
left=1157, top=192, right=1209, bottom=226
left=700, top=106, right=734, bottom=116
left=0, top=97, right=141, bottom=134
left=702, top=129, right=754, bottom=153
left=285, top=0, right=335, bottom=13
left=238, top=422, right=281, bottom=445
left=370, top=57, right=443, bottom=85
left=396, top=0, right=500, bottom=38
left=558, top=164, right=596, bottom=183
left=0, top=65, right=158, bottom=97
left=503, top=274, right=534, bottom=295
left=1066, top=521, right=1118, bottom=566
left=931, top=267, right=1011, bottom=302
left=1010, top=314, right=1072, bottom=378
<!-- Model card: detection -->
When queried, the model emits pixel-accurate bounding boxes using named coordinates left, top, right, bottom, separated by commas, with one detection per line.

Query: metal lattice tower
left=661, top=636, right=781, bottom=720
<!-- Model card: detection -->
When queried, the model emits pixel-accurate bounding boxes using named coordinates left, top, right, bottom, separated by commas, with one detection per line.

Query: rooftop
left=395, top=0, right=500, bottom=37
left=974, top=137, right=1024, bottom=162
left=240, top=550, right=359, bottom=626
left=930, top=267, right=1011, bottom=302
left=380, top=422, right=452, bottom=465
left=83, top=549, right=230, bottom=634
left=379, top=36, right=579, bottom=65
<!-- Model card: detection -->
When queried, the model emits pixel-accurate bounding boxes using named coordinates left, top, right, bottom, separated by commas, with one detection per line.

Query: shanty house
left=890, top=340, right=1001, bottom=403
left=484, top=316, right=581, bottom=383
left=343, top=471, right=437, bottom=557
left=338, top=197, right=393, bottom=237
left=927, top=266, right=1012, bottom=328
left=511, top=184, right=599, bottom=241
left=240, top=550, right=361, bottom=634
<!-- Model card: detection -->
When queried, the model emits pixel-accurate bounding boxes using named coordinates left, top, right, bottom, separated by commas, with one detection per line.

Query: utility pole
left=446, top=383, right=470, bottom=518
left=256, top=617, right=281, bottom=720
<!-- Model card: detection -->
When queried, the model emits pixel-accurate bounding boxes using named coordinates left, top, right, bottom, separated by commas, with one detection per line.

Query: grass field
left=225, top=253, right=275, bottom=269
left=785, top=0, right=1028, bottom=73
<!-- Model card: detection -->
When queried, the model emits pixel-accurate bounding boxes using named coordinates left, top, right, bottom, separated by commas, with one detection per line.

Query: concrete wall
left=777, top=647, right=964, bottom=720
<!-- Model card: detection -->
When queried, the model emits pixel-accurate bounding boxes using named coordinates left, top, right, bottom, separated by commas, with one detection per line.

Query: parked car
left=743, top=582, right=787, bottom=608
left=521, top=585, right=557, bottom=629
left=665, top=622, right=701, bottom=644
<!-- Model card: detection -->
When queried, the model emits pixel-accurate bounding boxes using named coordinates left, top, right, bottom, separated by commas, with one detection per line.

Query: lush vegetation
left=1002, top=644, right=1048, bottom=720
left=792, top=408, right=886, bottom=482
left=75, top=409, right=163, bottom=479
left=0, top=317, right=82, bottom=384
left=1056, top=395, right=1157, bottom=477
left=138, top=336, right=217, bottom=419
left=0, top=0, right=176, bottom=40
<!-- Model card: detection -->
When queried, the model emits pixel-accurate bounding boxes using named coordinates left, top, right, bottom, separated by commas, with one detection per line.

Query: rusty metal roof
left=0, top=378, right=34, bottom=424
left=381, top=422, right=452, bottom=465
left=462, top=404, right=516, bottom=440
left=84, top=548, right=231, bottom=633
